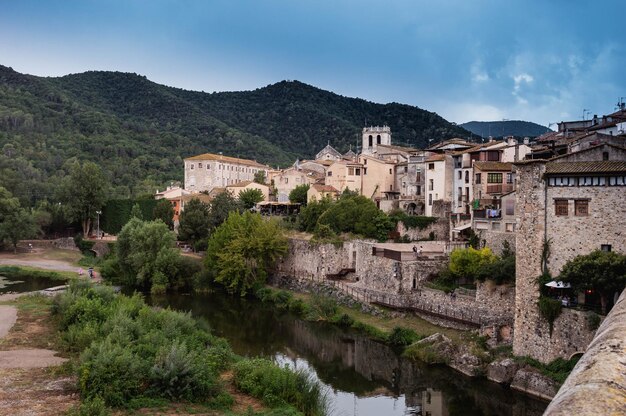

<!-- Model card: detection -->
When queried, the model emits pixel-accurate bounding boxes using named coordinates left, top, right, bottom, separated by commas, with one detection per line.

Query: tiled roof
left=473, top=161, right=513, bottom=171
left=425, top=154, right=446, bottom=162
left=377, top=144, right=418, bottom=152
left=185, top=153, right=268, bottom=168
left=227, top=180, right=254, bottom=188
left=545, top=161, right=626, bottom=175
left=311, top=184, right=339, bottom=193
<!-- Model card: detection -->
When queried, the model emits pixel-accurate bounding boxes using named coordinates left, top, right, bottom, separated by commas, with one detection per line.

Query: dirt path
left=0, top=305, right=17, bottom=338
left=0, top=257, right=78, bottom=272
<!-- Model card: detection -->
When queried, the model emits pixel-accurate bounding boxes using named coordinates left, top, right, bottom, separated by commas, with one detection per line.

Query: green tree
left=115, top=218, right=181, bottom=293
left=297, top=197, right=332, bottom=232
left=208, top=192, right=242, bottom=230
left=178, top=198, right=210, bottom=251
left=238, top=188, right=264, bottom=209
left=0, top=208, right=37, bottom=253
left=449, top=247, right=497, bottom=281
left=130, top=203, right=143, bottom=220
left=253, top=170, right=267, bottom=185
left=153, top=199, right=174, bottom=230
left=317, top=194, right=390, bottom=240
left=560, top=250, right=626, bottom=314
left=289, top=184, right=310, bottom=205
left=58, top=161, right=108, bottom=237
left=206, top=211, right=287, bottom=295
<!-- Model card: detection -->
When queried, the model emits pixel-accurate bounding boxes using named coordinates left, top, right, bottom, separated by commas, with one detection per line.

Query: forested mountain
left=460, top=120, right=551, bottom=138
left=0, top=64, right=468, bottom=205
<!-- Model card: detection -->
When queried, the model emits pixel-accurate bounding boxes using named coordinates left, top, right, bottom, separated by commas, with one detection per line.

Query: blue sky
left=1, top=0, right=624, bottom=126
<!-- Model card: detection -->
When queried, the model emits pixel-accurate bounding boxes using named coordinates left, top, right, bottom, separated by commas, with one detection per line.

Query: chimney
left=523, top=137, right=530, bottom=145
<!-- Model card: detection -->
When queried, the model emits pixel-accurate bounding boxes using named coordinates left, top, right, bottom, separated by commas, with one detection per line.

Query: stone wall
left=513, top=162, right=599, bottom=363
left=396, top=218, right=449, bottom=242
left=543, top=289, right=626, bottom=416
left=476, top=229, right=516, bottom=255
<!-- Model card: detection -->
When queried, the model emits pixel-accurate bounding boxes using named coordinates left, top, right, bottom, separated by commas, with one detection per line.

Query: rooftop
left=473, top=161, right=514, bottom=171
left=311, top=184, right=339, bottom=193
left=545, top=161, right=626, bottom=175
left=184, top=152, right=269, bottom=168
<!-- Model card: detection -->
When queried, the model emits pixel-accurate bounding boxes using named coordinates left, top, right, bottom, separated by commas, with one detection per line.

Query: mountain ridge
left=460, top=120, right=551, bottom=138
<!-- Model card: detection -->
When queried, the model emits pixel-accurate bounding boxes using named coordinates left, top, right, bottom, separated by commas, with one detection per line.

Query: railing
left=487, top=184, right=502, bottom=194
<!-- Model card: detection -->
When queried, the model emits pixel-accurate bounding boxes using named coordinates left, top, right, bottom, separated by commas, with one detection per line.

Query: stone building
left=315, top=144, right=342, bottom=161
left=269, top=166, right=321, bottom=202
left=184, top=153, right=270, bottom=193
left=307, top=184, right=339, bottom=202
left=225, top=181, right=270, bottom=202
left=424, top=154, right=454, bottom=216
left=361, top=125, right=392, bottom=156
left=512, top=143, right=626, bottom=363
left=473, top=190, right=517, bottom=254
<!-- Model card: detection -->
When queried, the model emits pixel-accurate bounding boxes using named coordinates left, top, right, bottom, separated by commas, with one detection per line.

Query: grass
left=514, top=356, right=580, bottom=384
left=0, top=265, right=77, bottom=281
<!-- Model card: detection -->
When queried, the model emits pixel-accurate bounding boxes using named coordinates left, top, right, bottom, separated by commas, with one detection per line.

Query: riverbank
left=263, top=280, right=569, bottom=402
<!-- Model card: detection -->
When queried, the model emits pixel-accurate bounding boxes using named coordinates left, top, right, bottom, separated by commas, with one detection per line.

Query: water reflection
left=0, top=274, right=61, bottom=294
left=149, top=291, right=547, bottom=416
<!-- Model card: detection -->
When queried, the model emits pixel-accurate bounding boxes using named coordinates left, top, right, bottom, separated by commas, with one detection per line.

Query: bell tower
left=361, top=125, right=391, bottom=155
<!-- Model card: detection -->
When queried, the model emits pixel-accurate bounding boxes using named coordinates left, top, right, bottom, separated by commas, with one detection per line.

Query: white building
left=183, top=153, right=270, bottom=193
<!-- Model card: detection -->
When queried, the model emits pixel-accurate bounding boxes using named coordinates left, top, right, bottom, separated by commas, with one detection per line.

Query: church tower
left=361, top=125, right=391, bottom=155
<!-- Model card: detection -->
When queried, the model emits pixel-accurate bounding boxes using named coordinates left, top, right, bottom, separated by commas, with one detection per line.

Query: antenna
left=582, top=109, right=590, bottom=120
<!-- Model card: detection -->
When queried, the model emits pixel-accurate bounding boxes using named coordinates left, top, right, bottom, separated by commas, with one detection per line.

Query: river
left=149, top=291, right=549, bottom=416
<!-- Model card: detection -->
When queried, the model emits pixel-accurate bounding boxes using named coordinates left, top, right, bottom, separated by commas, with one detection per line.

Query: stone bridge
left=543, top=289, right=626, bottom=415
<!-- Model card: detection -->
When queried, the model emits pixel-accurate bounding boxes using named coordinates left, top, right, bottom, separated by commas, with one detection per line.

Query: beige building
left=184, top=153, right=269, bottom=193
left=424, top=154, right=454, bottom=216
left=307, top=184, right=339, bottom=202
left=325, top=160, right=363, bottom=194
left=361, top=126, right=392, bottom=156
left=269, top=167, right=322, bottom=202
left=472, top=161, right=515, bottom=206
left=359, top=155, right=397, bottom=202
left=226, top=181, right=270, bottom=202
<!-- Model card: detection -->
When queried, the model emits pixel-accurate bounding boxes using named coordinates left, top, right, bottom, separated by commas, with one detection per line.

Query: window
left=487, top=173, right=502, bottom=183
left=574, top=200, right=588, bottom=216
left=404, top=166, right=408, bottom=173
left=207, top=164, right=210, bottom=170
left=327, top=171, right=332, bottom=177
left=428, top=163, right=435, bottom=170
left=363, top=168, right=367, bottom=175
left=492, top=222, right=501, bottom=231
left=458, top=171, right=462, bottom=180
left=377, top=135, right=381, bottom=144
left=285, top=178, right=288, bottom=184
left=416, top=186, right=421, bottom=196
left=368, top=135, right=373, bottom=147
left=475, top=173, right=482, bottom=184
left=198, top=162, right=202, bottom=168
left=364, top=159, right=367, bottom=165
left=487, top=151, right=500, bottom=161
left=603, top=151, right=609, bottom=161
left=465, top=171, right=469, bottom=183
left=428, top=194, right=433, bottom=205
left=355, top=168, right=361, bottom=175
left=506, top=172, right=513, bottom=184
left=348, top=167, right=354, bottom=175
left=429, top=179, right=434, bottom=191
left=190, top=164, right=194, bottom=170
left=389, top=169, right=392, bottom=174
left=601, top=244, right=612, bottom=252
left=555, top=200, right=568, bottom=216
left=505, top=222, right=515, bottom=232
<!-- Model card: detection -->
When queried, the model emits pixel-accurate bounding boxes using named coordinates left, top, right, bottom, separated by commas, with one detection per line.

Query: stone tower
left=362, top=126, right=391, bottom=155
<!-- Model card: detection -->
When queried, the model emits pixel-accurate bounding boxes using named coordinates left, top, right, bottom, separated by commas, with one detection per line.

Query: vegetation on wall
left=101, top=199, right=157, bottom=234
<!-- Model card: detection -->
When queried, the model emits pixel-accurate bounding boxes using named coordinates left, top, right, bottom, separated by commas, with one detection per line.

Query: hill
left=460, top=120, right=550, bottom=138
left=0, top=64, right=469, bottom=204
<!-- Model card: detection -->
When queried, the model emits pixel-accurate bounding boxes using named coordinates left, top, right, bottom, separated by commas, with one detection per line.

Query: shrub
left=388, top=327, right=421, bottom=346
left=66, top=396, right=110, bottom=416
left=61, top=322, right=101, bottom=352
left=256, top=287, right=276, bottom=303
left=273, top=290, right=293, bottom=310
left=233, top=358, right=327, bottom=416
left=333, top=313, right=355, bottom=327
left=538, top=296, right=562, bottom=336
left=287, top=298, right=310, bottom=316
left=586, top=312, right=601, bottom=331
left=404, top=343, right=447, bottom=364
left=308, top=294, right=338, bottom=320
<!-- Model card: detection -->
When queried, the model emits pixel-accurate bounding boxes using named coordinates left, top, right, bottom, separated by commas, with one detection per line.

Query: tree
left=153, top=199, right=174, bottom=230
left=206, top=211, right=287, bottom=295
left=208, top=192, right=241, bottom=230
left=59, top=161, right=108, bottom=237
left=317, top=194, right=390, bottom=240
left=253, top=170, right=266, bottom=185
left=559, top=250, right=626, bottom=314
left=0, top=208, right=37, bottom=253
left=289, top=184, right=310, bottom=205
left=114, top=218, right=181, bottom=293
left=178, top=198, right=210, bottom=251
left=449, top=247, right=497, bottom=281
left=130, top=203, right=143, bottom=220
left=238, top=188, right=264, bottom=209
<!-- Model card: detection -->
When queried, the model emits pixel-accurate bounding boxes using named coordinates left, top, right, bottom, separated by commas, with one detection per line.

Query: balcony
left=473, top=209, right=501, bottom=219
left=486, top=183, right=514, bottom=194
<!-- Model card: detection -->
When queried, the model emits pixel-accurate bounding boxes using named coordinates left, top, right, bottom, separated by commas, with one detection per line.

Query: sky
left=1, top=0, right=624, bottom=126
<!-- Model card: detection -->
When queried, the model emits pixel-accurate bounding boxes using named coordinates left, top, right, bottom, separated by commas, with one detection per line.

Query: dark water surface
left=0, top=274, right=61, bottom=294
left=149, top=291, right=548, bottom=416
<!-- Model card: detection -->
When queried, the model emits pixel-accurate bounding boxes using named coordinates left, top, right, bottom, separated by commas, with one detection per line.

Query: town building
left=315, top=143, right=343, bottom=161
left=424, top=154, right=453, bottom=216
left=183, top=153, right=270, bottom=193
left=154, top=185, right=190, bottom=225
left=361, top=125, right=392, bottom=156
left=307, top=184, right=339, bottom=202
left=269, top=166, right=323, bottom=202
left=226, top=181, right=270, bottom=202
left=325, top=160, right=363, bottom=194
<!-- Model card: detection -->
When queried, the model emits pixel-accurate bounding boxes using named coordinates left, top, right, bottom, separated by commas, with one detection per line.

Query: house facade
left=184, top=153, right=270, bottom=193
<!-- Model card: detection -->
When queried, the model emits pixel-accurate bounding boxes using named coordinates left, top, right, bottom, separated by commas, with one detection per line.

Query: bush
left=287, top=298, right=310, bottom=316
left=404, top=343, right=447, bottom=364
left=233, top=358, right=327, bottom=416
left=66, top=396, right=110, bottom=416
left=333, top=313, right=355, bottom=327
left=308, top=294, right=338, bottom=320
left=586, top=312, right=601, bottom=331
left=388, top=327, right=421, bottom=346
left=273, top=290, right=293, bottom=310
left=538, top=296, right=562, bottom=335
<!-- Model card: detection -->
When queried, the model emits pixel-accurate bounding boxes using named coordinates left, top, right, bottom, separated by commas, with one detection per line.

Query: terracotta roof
left=377, top=143, right=418, bottom=152
left=311, top=184, right=339, bottom=193
left=473, top=161, right=513, bottom=171
left=425, top=154, right=446, bottom=162
left=181, top=193, right=214, bottom=204
left=184, top=153, right=269, bottom=168
left=226, top=180, right=255, bottom=188
left=545, top=161, right=626, bottom=175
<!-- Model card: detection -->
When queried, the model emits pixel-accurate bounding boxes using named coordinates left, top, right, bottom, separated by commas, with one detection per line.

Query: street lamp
left=96, top=210, right=102, bottom=239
